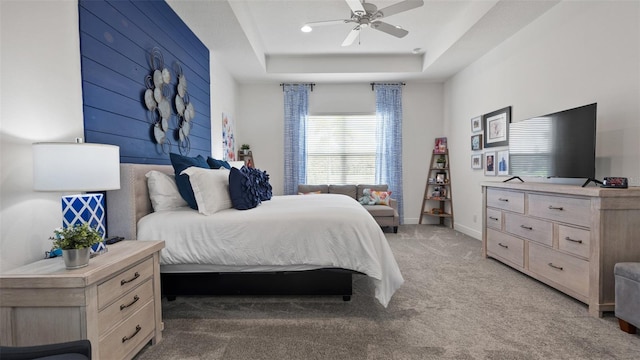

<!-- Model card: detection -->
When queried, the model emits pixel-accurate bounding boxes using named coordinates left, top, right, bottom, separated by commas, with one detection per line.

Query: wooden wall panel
left=79, top=0, right=211, bottom=164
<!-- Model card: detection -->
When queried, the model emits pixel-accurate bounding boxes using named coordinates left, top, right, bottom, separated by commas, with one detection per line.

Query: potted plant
left=436, top=155, right=446, bottom=169
left=241, top=144, right=251, bottom=155
left=51, top=223, right=103, bottom=269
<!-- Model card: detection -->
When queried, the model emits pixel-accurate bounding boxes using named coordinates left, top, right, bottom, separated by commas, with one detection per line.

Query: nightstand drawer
left=486, top=189, right=524, bottom=213
left=98, top=257, right=153, bottom=309
left=529, top=242, right=589, bottom=298
left=528, top=194, right=590, bottom=227
left=505, top=213, right=552, bottom=247
left=99, top=279, right=154, bottom=335
left=99, top=300, right=155, bottom=360
left=486, top=208, right=502, bottom=230
left=487, top=229, right=524, bottom=268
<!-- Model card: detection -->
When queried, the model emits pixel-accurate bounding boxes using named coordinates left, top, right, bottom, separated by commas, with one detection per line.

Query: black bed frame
left=161, top=268, right=359, bottom=302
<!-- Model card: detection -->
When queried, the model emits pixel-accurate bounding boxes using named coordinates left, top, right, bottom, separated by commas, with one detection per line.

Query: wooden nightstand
left=0, top=240, right=165, bottom=360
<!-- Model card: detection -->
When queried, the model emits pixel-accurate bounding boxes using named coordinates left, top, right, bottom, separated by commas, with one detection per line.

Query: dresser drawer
left=486, top=208, right=502, bottom=230
left=98, top=258, right=153, bottom=309
left=529, top=242, right=589, bottom=298
left=487, top=189, right=525, bottom=213
left=505, top=213, right=553, bottom=247
left=99, top=279, right=154, bottom=335
left=559, top=226, right=590, bottom=259
left=486, top=229, right=524, bottom=268
left=99, top=300, right=155, bottom=360
left=528, top=194, right=590, bottom=227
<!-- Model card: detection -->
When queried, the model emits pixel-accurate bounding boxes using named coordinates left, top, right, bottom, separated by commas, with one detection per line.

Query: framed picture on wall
left=471, top=154, right=482, bottom=169
left=483, top=106, right=511, bottom=148
left=497, top=150, right=509, bottom=176
left=471, top=134, right=483, bottom=151
left=485, top=151, right=496, bottom=176
left=471, top=116, right=482, bottom=133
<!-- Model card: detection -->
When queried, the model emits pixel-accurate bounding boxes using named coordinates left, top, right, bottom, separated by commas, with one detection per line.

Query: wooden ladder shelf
left=419, top=150, right=454, bottom=228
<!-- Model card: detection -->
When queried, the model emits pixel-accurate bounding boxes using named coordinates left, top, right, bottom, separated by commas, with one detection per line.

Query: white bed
left=107, top=163, right=404, bottom=307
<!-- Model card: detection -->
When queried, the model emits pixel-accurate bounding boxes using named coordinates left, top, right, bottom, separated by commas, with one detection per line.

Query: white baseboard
left=453, top=223, right=481, bottom=241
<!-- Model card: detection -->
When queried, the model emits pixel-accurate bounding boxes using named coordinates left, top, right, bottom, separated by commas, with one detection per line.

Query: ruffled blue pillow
left=228, top=167, right=261, bottom=210
left=169, top=153, right=209, bottom=209
left=245, top=167, right=272, bottom=201
left=206, top=156, right=231, bottom=169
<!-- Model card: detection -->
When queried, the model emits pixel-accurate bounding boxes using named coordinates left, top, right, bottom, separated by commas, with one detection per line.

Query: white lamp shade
left=33, top=142, right=121, bottom=191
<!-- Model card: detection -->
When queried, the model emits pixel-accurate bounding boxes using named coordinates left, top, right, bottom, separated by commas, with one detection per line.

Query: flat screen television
left=509, top=103, right=597, bottom=180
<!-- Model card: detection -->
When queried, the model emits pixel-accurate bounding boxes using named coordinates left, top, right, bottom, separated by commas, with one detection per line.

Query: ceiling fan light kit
left=302, top=0, right=424, bottom=47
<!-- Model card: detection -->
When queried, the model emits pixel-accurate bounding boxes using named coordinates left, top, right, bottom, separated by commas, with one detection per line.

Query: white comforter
left=137, top=194, right=404, bottom=307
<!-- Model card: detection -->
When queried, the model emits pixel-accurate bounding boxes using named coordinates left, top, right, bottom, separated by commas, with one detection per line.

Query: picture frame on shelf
left=471, top=116, right=482, bottom=133
left=485, top=152, right=496, bottom=176
left=497, top=149, right=509, bottom=176
left=436, top=172, right=447, bottom=184
left=434, top=137, right=447, bottom=154
left=471, top=154, right=482, bottom=169
left=471, top=134, right=483, bottom=151
left=483, top=106, right=511, bottom=148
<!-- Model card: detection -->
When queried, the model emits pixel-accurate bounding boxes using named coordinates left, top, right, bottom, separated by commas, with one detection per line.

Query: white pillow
left=180, top=167, right=232, bottom=215
left=145, top=170, right=188, bottom=211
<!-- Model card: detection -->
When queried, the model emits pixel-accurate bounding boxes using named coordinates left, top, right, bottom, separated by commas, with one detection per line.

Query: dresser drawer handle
left=120, top=295, right=140, bottom=311
left=498, top=243, right=508, bottom=249
left=520, top=225, right=533, bottom=230
left=489, top=216, right=499, bottom=221
left=548, top=263, right=563, bottom=271
left=565, top=236, right=583, bottom=244
left=120, top=272, right=140, bottom=286
left=548, top=205, right=564, bottom=211
left=122, top=325, right=142, bottom=343
left=498, top=198, right=509, bottom=202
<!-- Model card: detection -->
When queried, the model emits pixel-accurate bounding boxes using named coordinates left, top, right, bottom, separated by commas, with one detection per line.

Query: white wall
left=237, top=82, right=444, bottom=224
left=0, top=1, right=238, bottom=271
left=444, top=0, right=640, bottom=240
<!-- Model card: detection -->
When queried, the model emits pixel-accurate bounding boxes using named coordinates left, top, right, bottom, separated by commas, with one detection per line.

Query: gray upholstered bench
left=615, top=262, right=640, bottom=334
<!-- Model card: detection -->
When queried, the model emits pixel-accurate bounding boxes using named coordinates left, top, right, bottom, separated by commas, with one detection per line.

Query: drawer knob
left=564, top=236, right=583, bottom=244
left=498, top=198, right=509, bottom=202
left=520, top=225, right=533, bottom=230
left=122, top=325, right=142, bottom=343
left=489, top=216, right=499, bottom=221
left=121, top=272, right=140, bottom=286
left=120, top=295, right=140, bottom=311
left=548, top=205, right=564, bottom=211
left=498, top=243, right=509, bottom=249
left=548, top=263, right=564, bottom=271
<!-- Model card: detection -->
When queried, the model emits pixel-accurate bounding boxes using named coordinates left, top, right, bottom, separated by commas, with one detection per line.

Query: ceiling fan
left=301, top=0, right=424, bottom=46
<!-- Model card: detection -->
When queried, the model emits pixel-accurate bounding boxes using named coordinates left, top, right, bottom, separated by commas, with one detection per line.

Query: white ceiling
left=167, top=0, right=559, bottom=84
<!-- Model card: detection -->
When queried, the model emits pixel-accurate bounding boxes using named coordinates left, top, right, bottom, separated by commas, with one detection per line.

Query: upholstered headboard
left=107, top=163, right=173, bottom=240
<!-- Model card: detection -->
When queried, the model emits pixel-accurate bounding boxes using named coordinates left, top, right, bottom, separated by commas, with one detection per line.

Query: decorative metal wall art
left=144, top=47, right=173, bottom=153
left=174, top=62, right=195, bottom=155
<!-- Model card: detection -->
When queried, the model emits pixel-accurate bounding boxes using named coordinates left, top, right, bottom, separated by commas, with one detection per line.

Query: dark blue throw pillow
left=206, top=156, right=231, bottom=169
left=245, top=167, right=272, bottom=201
left=169, top=153, right=209, bottom=209
left=228, top=167, right=261, bottom=210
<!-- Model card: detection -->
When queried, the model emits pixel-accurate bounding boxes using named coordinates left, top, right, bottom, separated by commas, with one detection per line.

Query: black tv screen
left=509, top=103, right=597, bottom=179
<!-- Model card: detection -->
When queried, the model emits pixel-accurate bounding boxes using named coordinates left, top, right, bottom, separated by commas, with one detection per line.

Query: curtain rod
left=370, top=82, right=406, bottom=91
left=280, top=83, right=315, bottom=92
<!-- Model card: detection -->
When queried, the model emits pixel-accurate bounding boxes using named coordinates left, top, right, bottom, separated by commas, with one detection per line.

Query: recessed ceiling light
left=395, top=25, right=403, bottom=29
left=412, top=48, right=422, bottom=54
left=301, top=25, right=312, bottom=33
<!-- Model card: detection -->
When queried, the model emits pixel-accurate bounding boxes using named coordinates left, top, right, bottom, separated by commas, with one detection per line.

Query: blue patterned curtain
left=375, top=84, right=404, bottom=223
left=283, top=84, right=310, bottom=195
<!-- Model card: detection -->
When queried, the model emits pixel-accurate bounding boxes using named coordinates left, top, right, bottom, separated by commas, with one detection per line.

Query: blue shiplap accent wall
left=79, top=0, right=211, bottom=164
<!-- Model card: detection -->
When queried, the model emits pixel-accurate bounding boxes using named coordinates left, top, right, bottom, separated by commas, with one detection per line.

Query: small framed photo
left=483, top=106, right=511, bottom=148
left=471, top=116, right=482, bottom=133
left=485, top=152, right=496, bottom=176
left=471, top=154, right=482, bottom=169
left=471, top=134, right=483, bottom=151
left=434, top=137, right=447, bottom=154
left=436, top=172, right=447, bottom=183
left=497, top=150, right=509, bottom=176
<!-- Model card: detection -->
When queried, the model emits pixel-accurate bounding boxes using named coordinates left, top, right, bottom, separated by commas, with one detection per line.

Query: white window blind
left=307, top=115, right=377, bottom=184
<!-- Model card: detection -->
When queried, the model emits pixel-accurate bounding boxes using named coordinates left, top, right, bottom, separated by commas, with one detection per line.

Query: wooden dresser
left=0, top=240, right=165, bottom=359
left=481, top=182, right=640, bottom=317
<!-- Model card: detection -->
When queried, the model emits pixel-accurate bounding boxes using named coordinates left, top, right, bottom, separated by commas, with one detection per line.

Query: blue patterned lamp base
left=62, top=193, right=106, bottom=239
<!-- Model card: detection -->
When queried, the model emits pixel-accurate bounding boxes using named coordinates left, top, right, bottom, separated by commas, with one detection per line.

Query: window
left=306, top=115, right=377, bottom=184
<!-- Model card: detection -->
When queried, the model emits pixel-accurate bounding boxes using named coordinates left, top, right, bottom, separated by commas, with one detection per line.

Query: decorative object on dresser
left=0, top=240, right=165, bottom=360
left=481, top=182, right=640, bottom=317
left=32, top=140, right=120, bottom=239
left=419, top=147, right=454, bottom=228
left=50, top=223, right=103, bottom=269
left=483, top=106, right=511, bottom=148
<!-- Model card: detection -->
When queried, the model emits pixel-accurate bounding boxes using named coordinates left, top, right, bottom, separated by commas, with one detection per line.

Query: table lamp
left=33, top=140, right=120, bottom=239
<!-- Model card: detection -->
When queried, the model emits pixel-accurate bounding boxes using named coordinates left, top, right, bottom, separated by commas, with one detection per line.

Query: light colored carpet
left=135, top=225, right=640, bottom=359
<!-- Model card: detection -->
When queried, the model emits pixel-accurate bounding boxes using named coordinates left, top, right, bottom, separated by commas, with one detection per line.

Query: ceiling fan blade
left=341, top=26, right=361, bottom=46
left=345, top=0, right=366, bottom=15
left=304, top=19, right=352, bottom=28
left=376, top=0, right=424, bottom=18
left=371, top=21, right=409, bottom=38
